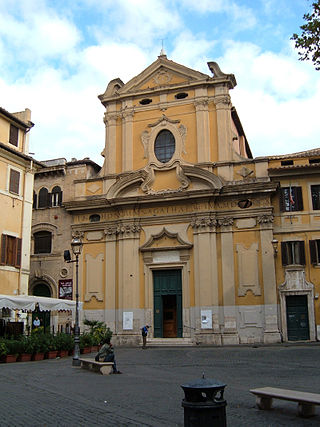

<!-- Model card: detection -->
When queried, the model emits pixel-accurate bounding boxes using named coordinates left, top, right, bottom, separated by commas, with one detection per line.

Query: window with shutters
left=38, top=187, right=50, bottom=208
left=33, top=191, right=37, bottom=209
left=51, top=186, right=62, bottom=207
left=154, top=130, right=175, bottom=163
left=311, top=185, right=320, bottom=210
left=281, top=241, right=305, bottom=266
left=279, top=187, right=303, bottom=212
left=9, top=169, right=20, bottom=195
left=309, top=239, right=320, bottom=264
left=9, top=124, right=19, bottom=146
left=34, top=231, right=52, bottom=254
left=0, top=234, right=22, bottom=267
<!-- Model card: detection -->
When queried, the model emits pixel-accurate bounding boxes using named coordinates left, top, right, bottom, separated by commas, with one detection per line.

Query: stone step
left=146, top=337, right=194, bottom=347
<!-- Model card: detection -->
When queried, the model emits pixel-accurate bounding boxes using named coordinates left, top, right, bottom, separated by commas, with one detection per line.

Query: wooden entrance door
left=162, top=295, right=177, bottom=337
left=286, top=295, right=310, bottom=341
left=153, top=269, right=182, bottom=338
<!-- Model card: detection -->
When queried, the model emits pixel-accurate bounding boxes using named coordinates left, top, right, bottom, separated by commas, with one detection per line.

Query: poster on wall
left=123, top=312, right=133, bottom=330
left=201, top=310, right=212, bottom=329
left=59, top=279, right=73, bottom=300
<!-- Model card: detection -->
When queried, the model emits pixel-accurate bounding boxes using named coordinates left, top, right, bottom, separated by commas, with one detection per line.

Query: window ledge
left=0, top=265, right=20, bottom=272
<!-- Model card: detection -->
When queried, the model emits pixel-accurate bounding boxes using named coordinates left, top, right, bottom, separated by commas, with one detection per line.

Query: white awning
left=0, top=294, right=80, bottom=313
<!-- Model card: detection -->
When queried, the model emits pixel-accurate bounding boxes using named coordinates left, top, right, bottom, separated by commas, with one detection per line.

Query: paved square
left=0, top=344, right=320, bottom=426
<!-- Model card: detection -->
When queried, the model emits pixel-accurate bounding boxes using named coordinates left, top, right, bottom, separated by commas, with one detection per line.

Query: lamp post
left=71, top=237, right=83, bottom=366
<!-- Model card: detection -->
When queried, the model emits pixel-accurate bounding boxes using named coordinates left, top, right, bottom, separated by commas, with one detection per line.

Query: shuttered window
left=309, top=240, right=320, bottom=264
left=311, top=185, right=320, bottom=210
left=34, top=231, right=52, bottom=254
left=279, top=187, right=303, bottom=212
left=281, top=241, right=305, bottom=266
left=0, top=234, right=22, bottom=267
left=9, top=169, right=20, bottom=194
left=38, top=187, right=50, bottom=208
left=9, top=124, right=19, bottom=146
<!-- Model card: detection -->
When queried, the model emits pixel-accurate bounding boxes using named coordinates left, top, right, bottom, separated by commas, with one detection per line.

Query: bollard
left=181, top=374, right=227, bottom=426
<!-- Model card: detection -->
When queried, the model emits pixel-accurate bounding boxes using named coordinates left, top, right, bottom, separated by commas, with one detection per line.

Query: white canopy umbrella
left=0, top=294, right=80, bottom=314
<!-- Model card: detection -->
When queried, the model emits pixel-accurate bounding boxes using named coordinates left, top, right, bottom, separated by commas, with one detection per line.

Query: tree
left=291, top=1, right=320, bottom=70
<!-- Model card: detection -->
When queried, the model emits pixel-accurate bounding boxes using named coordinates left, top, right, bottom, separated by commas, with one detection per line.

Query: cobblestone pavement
left=1, top=343, right=320, bottom=426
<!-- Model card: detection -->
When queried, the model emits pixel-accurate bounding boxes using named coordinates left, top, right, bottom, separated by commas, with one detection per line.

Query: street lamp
left=64, top=237, right=83, bottom=366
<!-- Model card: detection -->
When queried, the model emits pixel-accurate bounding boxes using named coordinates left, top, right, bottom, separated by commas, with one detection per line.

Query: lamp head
left=71, top=237, right=83, bottom=255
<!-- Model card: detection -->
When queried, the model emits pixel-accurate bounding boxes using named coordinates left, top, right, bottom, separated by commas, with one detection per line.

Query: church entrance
left=153, top=269, right=182, bottom=338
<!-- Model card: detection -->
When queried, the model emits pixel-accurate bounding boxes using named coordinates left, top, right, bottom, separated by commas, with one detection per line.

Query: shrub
left=83, top=319, right=113, bottom=345
left=0, top=341, right=8, bottom=357
left=55, top=333, right=74, bottom=351
left=5, top=339, right=24, bottom=355
left=79, top=333, right=93, bottom=349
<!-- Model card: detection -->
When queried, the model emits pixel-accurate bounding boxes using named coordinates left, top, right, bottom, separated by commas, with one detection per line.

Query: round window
left=154, top=130, right=175, bottom=163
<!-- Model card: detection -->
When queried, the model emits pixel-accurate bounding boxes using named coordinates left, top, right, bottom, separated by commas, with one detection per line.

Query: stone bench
left=79, top=358, right=114, bottom=375
left=250, top=386, right=320, bottom=418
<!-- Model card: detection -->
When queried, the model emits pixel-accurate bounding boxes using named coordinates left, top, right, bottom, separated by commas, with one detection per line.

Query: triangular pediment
left=118, top=55, right=209, bottom=95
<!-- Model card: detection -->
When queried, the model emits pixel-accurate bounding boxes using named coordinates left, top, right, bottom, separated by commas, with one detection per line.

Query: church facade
left=59, top=54, right=320, bottom=345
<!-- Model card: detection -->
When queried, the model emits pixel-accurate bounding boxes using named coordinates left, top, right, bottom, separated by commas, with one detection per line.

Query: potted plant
left=45, top=334, right=58, bottom=359
left=0, top=340, right=9, bottom=362
left=80, top=333, right=93, bottom=354
left=17, top=337, right=33, bottom=362
left=31, top=333, right=48, bottom=361
left=55, top=333, right=72, bottom=357
left=3, top=339, right=21, bottom=363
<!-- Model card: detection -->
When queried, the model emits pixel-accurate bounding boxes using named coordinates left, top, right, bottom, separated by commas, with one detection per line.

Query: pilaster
left=103, top=103, right=118, bottom=174
left=213, top=88, right=232, bottom=162
left=121, top=103, right=134, bottom=172
left=258, top=215, right=281, bottom=343
left=194, top=88, right=210, bottom=162
left=219, top=217, right=239, bottom=344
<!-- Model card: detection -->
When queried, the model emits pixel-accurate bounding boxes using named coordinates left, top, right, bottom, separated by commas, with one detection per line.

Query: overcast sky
left=0, top=0, right=319, bottom=165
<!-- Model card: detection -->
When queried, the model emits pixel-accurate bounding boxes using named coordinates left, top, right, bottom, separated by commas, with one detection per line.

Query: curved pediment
left=107, top=163, right=223, bottom=199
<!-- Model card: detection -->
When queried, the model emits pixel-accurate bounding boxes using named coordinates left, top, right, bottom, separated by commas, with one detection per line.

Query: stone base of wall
left=194, top=332, right=222, bottom=345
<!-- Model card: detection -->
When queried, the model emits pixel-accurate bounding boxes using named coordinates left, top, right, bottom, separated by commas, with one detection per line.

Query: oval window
left=175, top=92, right=188, bottom=99
left=89, top=214, right=101, bottom=222
left=154, top=130, right=175, bottom=163
left=139, top=98, right=152, bottom=105
left=238, top=200, right=252, bottom=209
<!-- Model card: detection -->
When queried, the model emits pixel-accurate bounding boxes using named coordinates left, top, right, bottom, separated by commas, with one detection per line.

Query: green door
left=286, top=295, right=310, bottom=341
left=153, top=270, right=182, bottom=338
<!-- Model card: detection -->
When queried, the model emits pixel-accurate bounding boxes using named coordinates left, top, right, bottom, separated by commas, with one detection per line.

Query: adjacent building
left=0, top=107, right=40, bottom=333
left=30, top=157, right=101, bottom=332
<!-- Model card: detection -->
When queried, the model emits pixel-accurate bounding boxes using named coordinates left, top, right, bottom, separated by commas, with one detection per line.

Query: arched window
left=34, top=231, right=52, bottom=254
left=154, top=130, right=175, bottom=163
left=51, top=186, right=62, bottom=207
left=38, top=187, right=49, bottom=208
left=32, top=283, right=51, bottom=297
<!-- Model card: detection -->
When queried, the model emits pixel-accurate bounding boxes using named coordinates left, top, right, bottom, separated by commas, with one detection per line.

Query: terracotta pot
left=91, top=345, right=99, bottom=352
left=2, top=354, right=17, bottom=363
left=80, top=347, right=91, bottom=354
left=17, top=353, right=32, bottom=362
left=58, top=350, right=68, bottom=358
left=31, top=353, right=45, bottom=361
left=45, top=351, right=58, bottom=359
